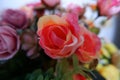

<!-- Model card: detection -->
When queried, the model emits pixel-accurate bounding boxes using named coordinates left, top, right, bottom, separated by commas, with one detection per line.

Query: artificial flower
left=37, top=13, right=83, bottom=59
left=26, top=2, right=45, bottom=18
left=67, top=3, right=85, bottom=18
left=20, top=6, right=34, bottom=21
left=0, top=26, right=20, bottom=60
left=73, top=74, right=86, bottom=80
left=97, top=0, right=120, bottom=18
left=2, top=9, right=29, bottom=29
left=75, top=27, right=101, bottom=63
left=20, top=30, right=40, bottom=59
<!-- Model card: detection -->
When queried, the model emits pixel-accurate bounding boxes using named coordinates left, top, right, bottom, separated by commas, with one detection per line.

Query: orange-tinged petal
left=37, top=15, right=68, bottom=30
left=75, top=27, right=101, bottom=63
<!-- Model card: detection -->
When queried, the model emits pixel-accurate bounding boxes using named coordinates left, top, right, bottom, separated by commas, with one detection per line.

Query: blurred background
left=0, top=0, right=120, bottom=80
left=0, top=0, right=117, bottom=44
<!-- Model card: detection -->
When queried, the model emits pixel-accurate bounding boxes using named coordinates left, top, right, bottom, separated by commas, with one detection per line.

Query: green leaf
left=54, top=59, right=69, bottom=80
left=79, top=70, right=89, bottom=78
left=54, top=60, right=63, bottom=80
left=79, top=66, right=92, bottom=72
left=89, top=27, right=100, bottom=34
left=77, top=66, right=94, bottom=80
left=72, top=54, right=79, bottom=70
left=32, top=69, right=42, bottom=75
left=29, top=69, right=42, bottom=80
left=62, top=70, right=73, bottom=80
left=44, top=68, right=54, bottom=80
left=45, top=68, right=54, bottom=75
left=44, top=75, right=49, bottom=80
left=25, top=74, right=32, bottom=80
left=37, top=75, right=44, bottom=80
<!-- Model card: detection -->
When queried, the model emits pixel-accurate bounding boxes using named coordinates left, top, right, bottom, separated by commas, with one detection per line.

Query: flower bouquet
left=0, top=0, right=120, bottom=80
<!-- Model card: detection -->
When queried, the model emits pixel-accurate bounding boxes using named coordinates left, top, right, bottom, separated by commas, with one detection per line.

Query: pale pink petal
left=64, top=13, right=81, bottom=37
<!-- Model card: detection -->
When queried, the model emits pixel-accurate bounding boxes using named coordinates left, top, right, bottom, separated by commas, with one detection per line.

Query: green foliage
left=0, top=49, right=55, bottom=80
left=54, top=59, right=69, bottom=80
left=89, top=27, right=100, bottom=34
left=25, top=68, right=54, bottom=80
left=0, top=51, right=93, bottom=80
left=0, top=50, right=28, bottom=80
left=73, top=54, right=79, bottom=70
left=54, top=54, right=93, bottom=80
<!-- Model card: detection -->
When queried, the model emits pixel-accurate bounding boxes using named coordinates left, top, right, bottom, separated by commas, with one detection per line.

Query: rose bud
left=2, top=9, right=29, bottom=29
left=37, top=13, right=83, bottom=59
left=20, top=30, right=40, bottom=59
left=97, top=0, right=120, bottom=18
left=41, top=0, right=60, bottom=8
left=0, top=26, right=20, bottom=60
left=67, top=3, right=85, bottom=18
left=73, top=74, right=86, bottom=80
left=75, top=27, right=101, bottom=63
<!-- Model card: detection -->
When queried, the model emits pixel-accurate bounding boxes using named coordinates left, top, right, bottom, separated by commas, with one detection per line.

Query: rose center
left=51, top=26, right=67, bottom=40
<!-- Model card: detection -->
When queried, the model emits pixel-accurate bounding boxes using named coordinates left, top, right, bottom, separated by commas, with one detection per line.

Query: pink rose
left=41, top=0, right=60, bottom=8
left=2, top=9, right=29, bottom=29
left=0, top=20, right=8, bottom=26
left=73, top=74, right=86, bottom=80
left=0, top=26, right=20, bottom=60
left=75, top=27, right=101, bottom=63
left=37, top=13, right=83, bottom=59
left=67, top=3, right=85, bottom=18
left=97, top=0, right=120, bottom=18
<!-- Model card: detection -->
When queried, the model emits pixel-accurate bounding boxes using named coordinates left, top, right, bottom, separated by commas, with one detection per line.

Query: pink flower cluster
left=37, top=13, right=101, bottom=63
left=0, top=0, right=119, bottom=64
left=0, top=2, right=43, bottom=60
left=0, top=9, right=30, bottom=60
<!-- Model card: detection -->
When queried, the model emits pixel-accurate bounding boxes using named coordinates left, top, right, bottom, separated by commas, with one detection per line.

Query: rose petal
left=75, top=27, right=101, bottom=63
left=73, top=74, right=86, bottom=80
left=37, top=15, right=68, bottom=30
left=64, top=13, right=81, bottom=37
left=50, top=31, right=65, bottom=47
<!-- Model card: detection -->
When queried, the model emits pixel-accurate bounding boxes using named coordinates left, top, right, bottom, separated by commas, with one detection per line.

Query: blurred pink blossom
left=0, top=26, right=20, bottom=60
left=25, top=2, right=45, bottom=18
left=20, top=6, right=34, bottom=21
left=2, top=9, right=29, bottom=29
left=21, top=30, right=40, bottom=59
left=75, top=27, right=101, bottom=63
left=98, top=0, right=120, bottom=18
left=67, top=3, right=85, bottom=18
